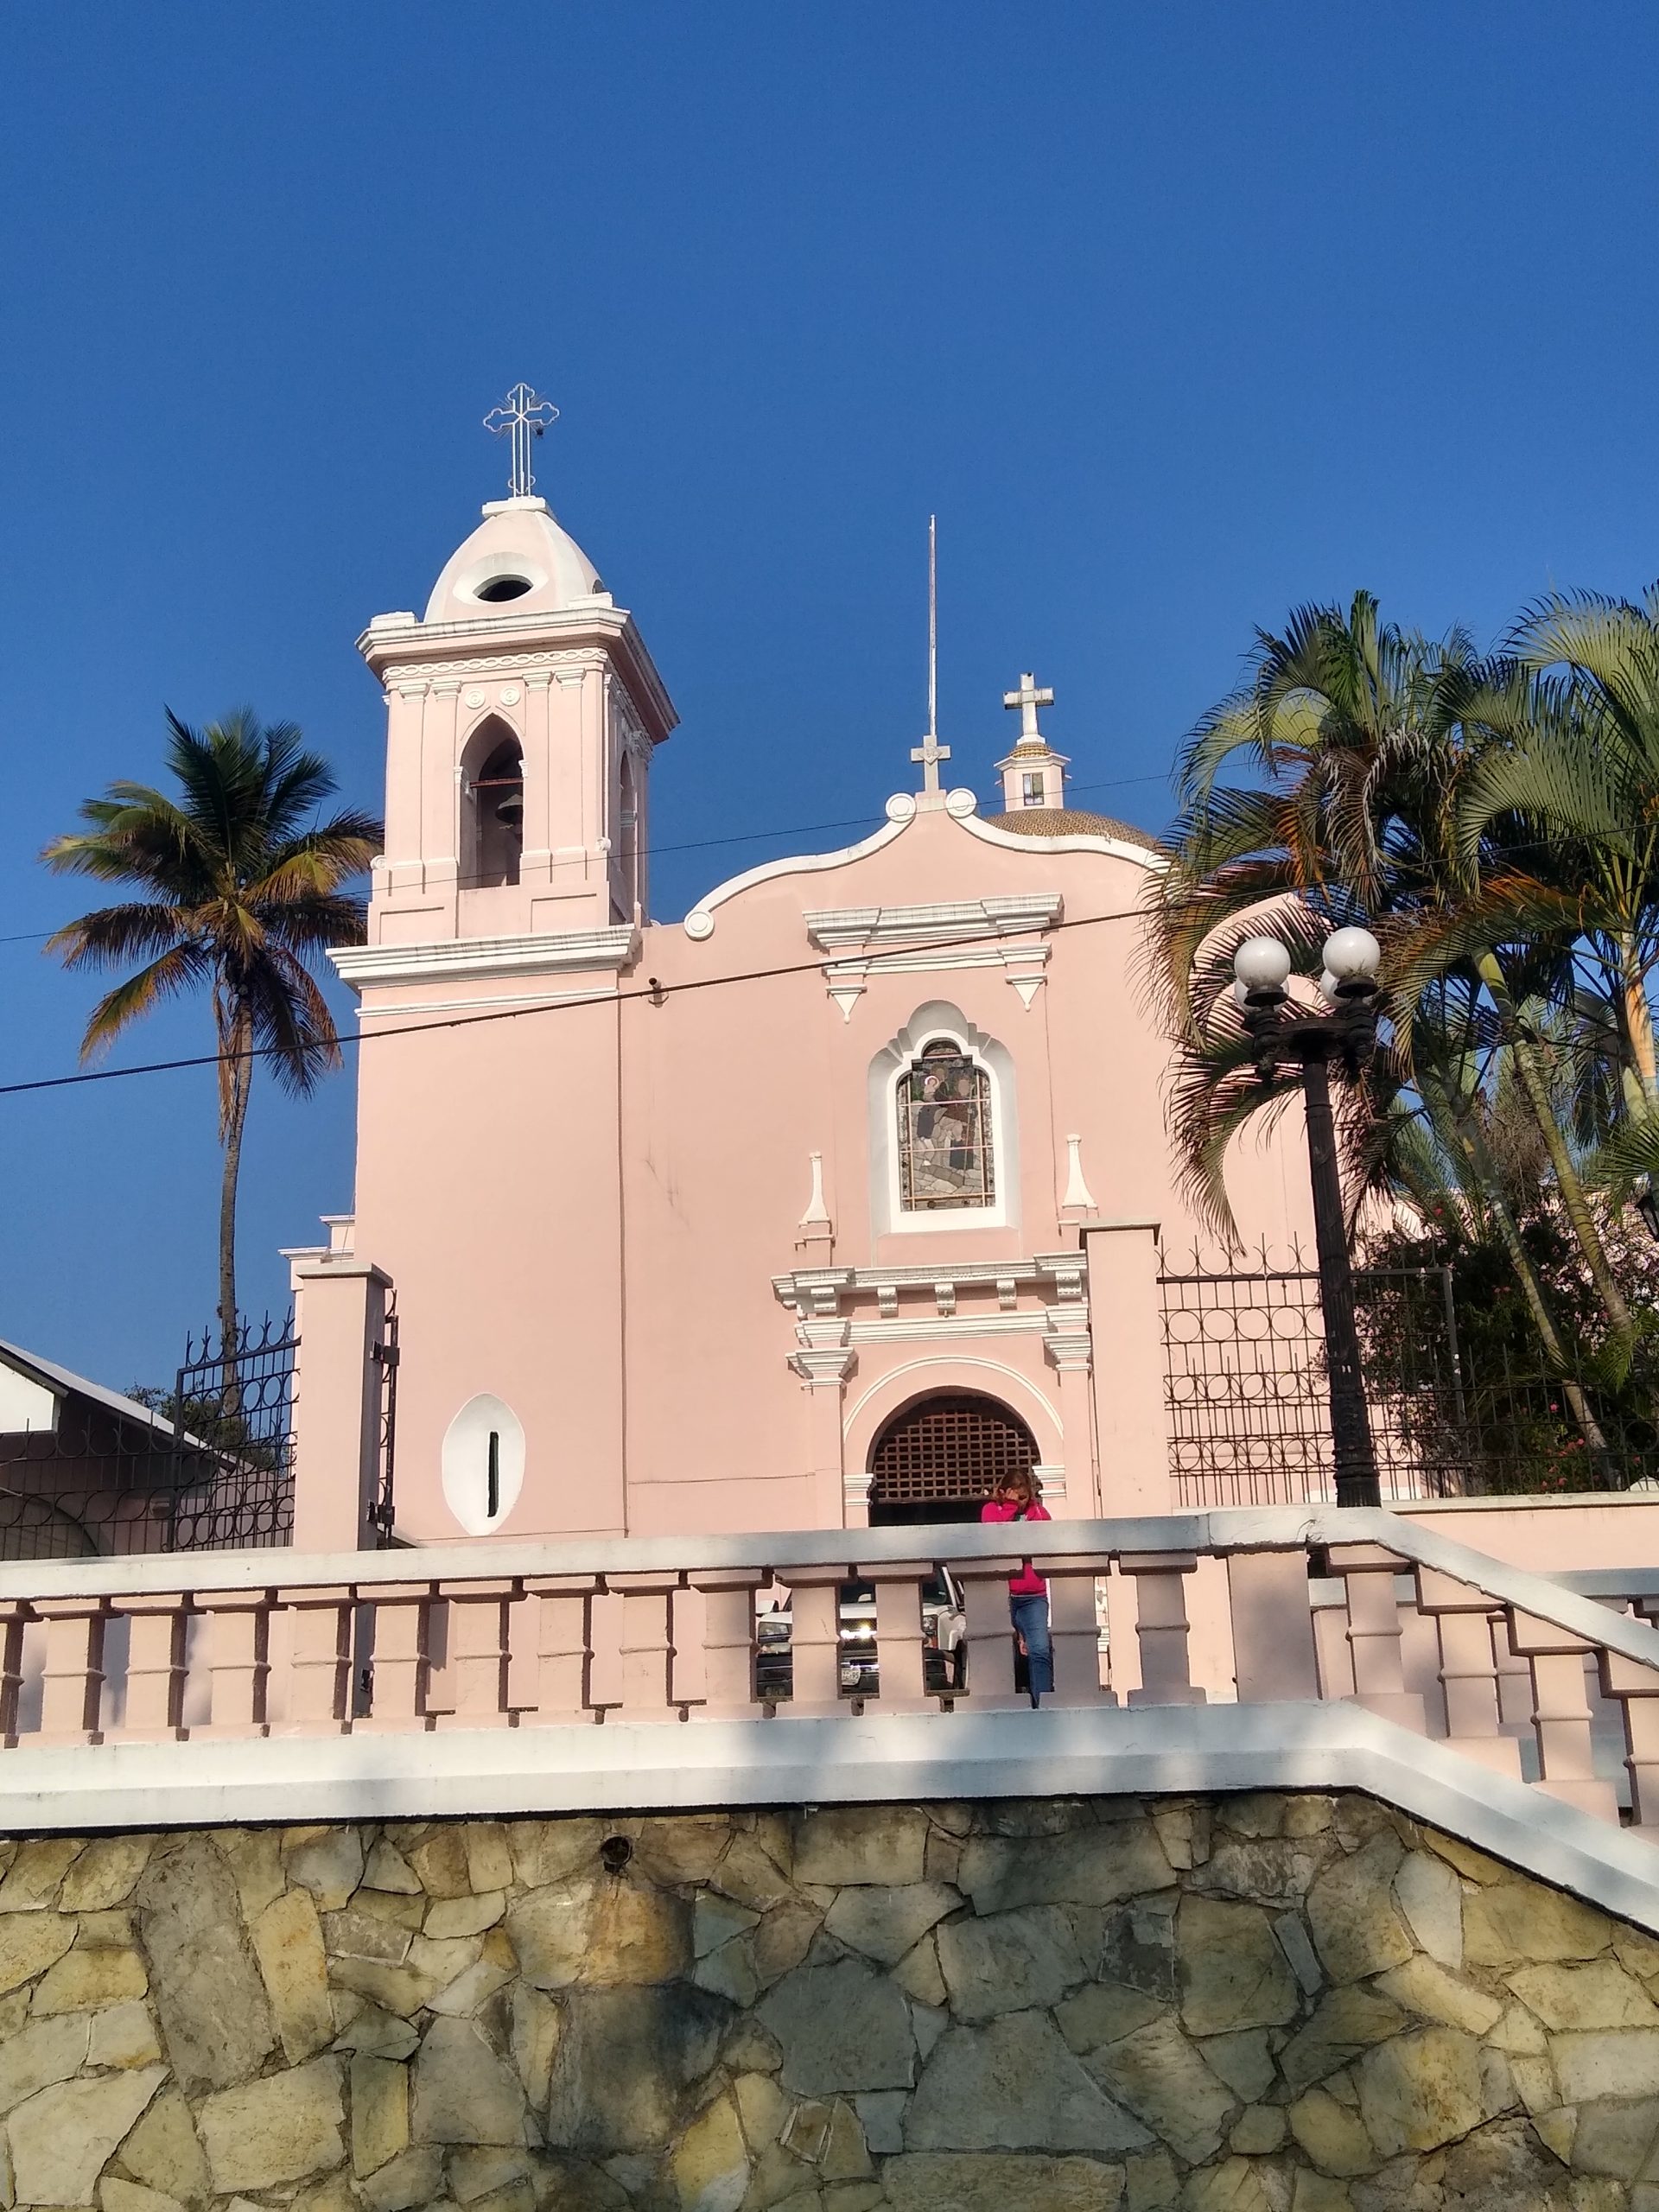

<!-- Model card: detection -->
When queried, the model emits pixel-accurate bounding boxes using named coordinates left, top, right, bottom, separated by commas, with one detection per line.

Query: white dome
left=423, top=496, right=602, bottom=624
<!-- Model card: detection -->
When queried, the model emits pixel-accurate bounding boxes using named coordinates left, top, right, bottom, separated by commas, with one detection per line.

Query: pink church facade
left=287, top=483, right=1316, bottom=1549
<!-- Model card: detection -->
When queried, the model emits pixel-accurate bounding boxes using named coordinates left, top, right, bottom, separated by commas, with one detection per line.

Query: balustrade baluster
left=1598, top=1645, right=1659, bottom=1834
left=1414, top=1569, right=1521, bottom=1778
left=111, top=1594, right=191, bottom=1741
left=688, top=1570, right=765, bottom=1719
left=1048, top=1563, right=1114, bottom=1707
left=34, top=1598, right=107, bottom=1745
left=355, top=1584, right=434, bottom=1732
left=1508, top=1609, right=1619, bottom=1821
left=1328, top=1546, right=1425, bottom=1731
left=1225, top=1550, right=1319, bottom=1703
left=432, top=1580, right=514, bottom=1728
left=276, top=1587, right=354, bottom=1735
left=1120, top=1554, right=1205, bottom=1707
left=0, top=1602, right=26, bottom=1745
left=513, top=1578, right=596, bottom=1724
left=605, top=1573, right=681, bottom=1720
left=862, top=1563, right=932, bottom=1714
left=787, top=1569, right=848, bottom=1715
left=198, top=1592, right=272, bottom=1738
left=956, top=1561, right=1024, bottom=1711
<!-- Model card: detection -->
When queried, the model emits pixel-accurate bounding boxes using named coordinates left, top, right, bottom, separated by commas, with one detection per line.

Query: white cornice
left=804, top=893, right=1062, bottom=952
left=332, top=925, right=639, bottom=995
left=359, top=604, right=677, bottom=744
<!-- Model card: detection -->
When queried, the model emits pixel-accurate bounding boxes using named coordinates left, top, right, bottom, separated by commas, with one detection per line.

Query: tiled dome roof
left=992, top=808, right=1165, bottom=852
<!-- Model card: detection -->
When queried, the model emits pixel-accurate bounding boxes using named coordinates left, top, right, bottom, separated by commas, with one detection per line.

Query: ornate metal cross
left=484, top=383, right=559, bottom=498
left=1003, top=671, right=1054, bottom=744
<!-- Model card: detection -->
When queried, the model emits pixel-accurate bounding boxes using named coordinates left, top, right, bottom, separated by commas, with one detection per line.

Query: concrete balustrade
left=3, top=1508, right=1659, bottom=1852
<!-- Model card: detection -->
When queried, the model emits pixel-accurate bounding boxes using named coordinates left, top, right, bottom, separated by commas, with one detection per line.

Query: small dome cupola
left=423, top=498, right=604, bottom=623
left=423, top=383, right=607, bottom=625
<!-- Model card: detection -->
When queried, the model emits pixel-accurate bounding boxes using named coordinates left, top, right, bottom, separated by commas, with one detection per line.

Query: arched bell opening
left=461, top=718, right=524, bottom=889
left=617, top=752, right=640, bottom=919
left=866, top=1389, right=1039, bottom=1528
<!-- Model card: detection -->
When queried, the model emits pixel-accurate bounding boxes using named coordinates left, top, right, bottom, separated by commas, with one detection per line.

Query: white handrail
left=3, top=1504, right=1654, bottom=1673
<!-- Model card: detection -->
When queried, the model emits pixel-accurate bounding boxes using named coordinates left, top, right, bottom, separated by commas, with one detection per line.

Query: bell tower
left=356, top=385, right=677, bottom=950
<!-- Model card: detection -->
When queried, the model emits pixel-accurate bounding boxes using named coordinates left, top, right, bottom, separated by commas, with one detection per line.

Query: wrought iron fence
left=370, top=1294, right=399, bottom=1547
left=0, top=1313, right=297, bottom=1560
left=1160, top=1243, right=1658, bottom=1506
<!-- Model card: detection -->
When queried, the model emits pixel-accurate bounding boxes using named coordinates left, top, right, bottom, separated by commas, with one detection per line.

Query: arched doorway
left=866, top=1390, right=1039, bottom=1528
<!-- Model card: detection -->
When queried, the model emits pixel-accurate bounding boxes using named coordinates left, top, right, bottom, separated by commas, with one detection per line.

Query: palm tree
left=43, top=710, right=382, bottom=1375
left=1444, top=591, right=1659, bottom=1230
left=1148, top=593, right=1627, bottom=1459
left=1148, top=589, right=1465, bottom=1230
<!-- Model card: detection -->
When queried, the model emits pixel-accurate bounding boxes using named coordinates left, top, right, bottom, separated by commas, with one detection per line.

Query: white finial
left=484, top=382, right=559, bottom=498
left=798, top=1151, right=831, bottom=1230
left=910, top=516, right=951, bottom=799
left=1061, top=1133, right=1099, bottom=1213
left=1003, top=671, right=1055, bottom=746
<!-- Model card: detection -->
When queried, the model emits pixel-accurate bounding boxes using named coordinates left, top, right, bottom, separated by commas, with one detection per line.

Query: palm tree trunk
left=1443, top=1103, right=1614, bottom=1468
left=1621, top=936, right=1658, bottom=1099
left=218, top=1005, right=254, bottom=1412
left=1476, top=953, right=1636, bottom=1345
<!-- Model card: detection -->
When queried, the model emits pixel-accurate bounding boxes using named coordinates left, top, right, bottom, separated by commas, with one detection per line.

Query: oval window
left=474, top=575, right=533, bottom=603
left=441, top=1394, right=525, bottom=1535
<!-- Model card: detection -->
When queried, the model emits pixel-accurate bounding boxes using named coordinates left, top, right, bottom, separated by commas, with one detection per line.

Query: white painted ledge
left=4, top=1702, right=1657, bottom=1933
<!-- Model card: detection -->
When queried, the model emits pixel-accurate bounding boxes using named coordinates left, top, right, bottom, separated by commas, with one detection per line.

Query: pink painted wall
left=328, top=796, right=1316, bottom=1544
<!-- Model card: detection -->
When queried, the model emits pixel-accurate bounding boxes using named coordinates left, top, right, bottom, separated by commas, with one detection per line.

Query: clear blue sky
left=2, top=3, right=1656, bottom=1391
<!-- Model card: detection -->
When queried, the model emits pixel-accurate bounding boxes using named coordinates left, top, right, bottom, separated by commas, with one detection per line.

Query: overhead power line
left=0, top=904, right=1154, bottom=1103
left=0, top=772, right=1180, bottom=951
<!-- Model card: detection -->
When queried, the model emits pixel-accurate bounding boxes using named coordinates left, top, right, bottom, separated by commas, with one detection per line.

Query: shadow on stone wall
left=0, top=1792, right=1653, bottom=2209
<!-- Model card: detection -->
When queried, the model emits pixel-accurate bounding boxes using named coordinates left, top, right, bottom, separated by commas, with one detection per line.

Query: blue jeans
left=1010, top=1591, right=1054, bottom=1695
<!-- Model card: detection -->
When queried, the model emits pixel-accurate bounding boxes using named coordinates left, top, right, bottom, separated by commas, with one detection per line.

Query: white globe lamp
left=1321, top=926, right=1382, bottom=986
left=1233, top=935, right=1293, bottom=997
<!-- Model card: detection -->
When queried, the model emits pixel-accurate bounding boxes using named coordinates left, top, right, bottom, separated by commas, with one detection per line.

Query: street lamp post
left=1234, top=925, right=1384, bottom=1510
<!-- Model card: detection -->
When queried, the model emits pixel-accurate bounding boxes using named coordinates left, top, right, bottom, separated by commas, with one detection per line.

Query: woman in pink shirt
left=980, top=1470, right=1052, bottom=1706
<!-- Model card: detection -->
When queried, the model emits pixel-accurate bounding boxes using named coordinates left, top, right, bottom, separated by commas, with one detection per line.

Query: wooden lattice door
left=868, top=1393, right=1038, bottom=1517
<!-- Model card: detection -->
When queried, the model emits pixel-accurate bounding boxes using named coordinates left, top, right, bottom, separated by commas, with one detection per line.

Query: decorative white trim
left=809, top=901, right=1059, bottom=1017
left=847, top=1313, right=1052, bottom=1343
left=683, top=815, right=912, bottom=939
left=773, top=1253, right=1084, bottom=1316
left=868, top=1003, right=1018, bottom=1239
left=842, top=1357, right=1065, bottom=1453
left=333, top=925, right=639, bottom=994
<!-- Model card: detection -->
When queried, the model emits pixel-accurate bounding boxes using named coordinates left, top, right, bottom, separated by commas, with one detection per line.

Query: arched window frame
left=868, top=1002, right=1017, bottom=1236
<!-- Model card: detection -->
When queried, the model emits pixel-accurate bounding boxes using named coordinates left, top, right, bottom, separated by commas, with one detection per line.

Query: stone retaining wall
left=0, top=1793, right=1655, bottom=2209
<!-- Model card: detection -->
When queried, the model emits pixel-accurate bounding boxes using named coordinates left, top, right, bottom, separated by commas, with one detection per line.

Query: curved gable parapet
left=683, top=795, right=916, bottom=939
left=963, top=812, right=1168, bottom=873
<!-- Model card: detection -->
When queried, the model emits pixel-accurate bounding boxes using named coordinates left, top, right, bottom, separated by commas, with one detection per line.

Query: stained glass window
left=897, top=1040, right=995, bottom=1211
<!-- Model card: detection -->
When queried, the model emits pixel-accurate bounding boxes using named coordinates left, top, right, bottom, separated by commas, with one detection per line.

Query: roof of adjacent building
left=0, top=1338, right=182, bottom=1438
left=992, top=808, right=1166, bottom=852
